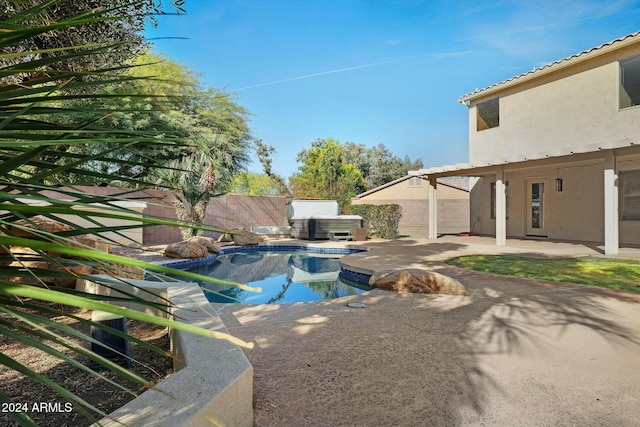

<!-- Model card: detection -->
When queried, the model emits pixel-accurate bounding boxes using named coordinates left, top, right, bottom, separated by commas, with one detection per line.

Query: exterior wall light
left=555, top=178, right=563, bottom=192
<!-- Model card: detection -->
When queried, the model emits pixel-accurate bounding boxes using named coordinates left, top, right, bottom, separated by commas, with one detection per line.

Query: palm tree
left=158, top=140, right=224, bottom=240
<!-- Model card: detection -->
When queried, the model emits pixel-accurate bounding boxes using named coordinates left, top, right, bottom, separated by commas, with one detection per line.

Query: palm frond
left=0, top=2, right=254, bottom=424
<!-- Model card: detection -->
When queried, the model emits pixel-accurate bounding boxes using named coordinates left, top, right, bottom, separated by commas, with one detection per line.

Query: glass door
left=526, top=179, right=548, bottom=236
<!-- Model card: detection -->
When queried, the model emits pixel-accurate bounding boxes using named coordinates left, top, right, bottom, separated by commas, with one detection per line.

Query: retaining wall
left=78, top=277, right=254, bottom=427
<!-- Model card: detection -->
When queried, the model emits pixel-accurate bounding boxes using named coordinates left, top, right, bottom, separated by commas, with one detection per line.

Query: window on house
left=490, top=181, right=509, bottom=219
left=620, top=170, right=640, bottom=220
left=620, top=56, right=640, bottom=109
left=407, top=177, right=422, bottom=187
left=477, top=98, right=499, bottom=130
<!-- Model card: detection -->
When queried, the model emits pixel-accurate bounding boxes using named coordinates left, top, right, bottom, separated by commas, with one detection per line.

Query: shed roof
left=353, top=175, right=469, bottom=199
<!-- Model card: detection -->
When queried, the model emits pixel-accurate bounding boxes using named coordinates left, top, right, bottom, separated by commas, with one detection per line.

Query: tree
left=130, top=52, right=253, bottom=237
left=38, top=49, right=253, bottom=237
left=156, top=140, right=223, bottom=240
left=290, top=138, right=422, bottom=206
left=343, top=142, right=423, bottom=189
left=254, top=139, right=291, bottom=196
left=43, top=50, right=252, bottom=189
left=290, top=138, right=366, bottom=209
left=0, top=0, right=185, bottom=85
left=230, top=172, right=283, bottom=196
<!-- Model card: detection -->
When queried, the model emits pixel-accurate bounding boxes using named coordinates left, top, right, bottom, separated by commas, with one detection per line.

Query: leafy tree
left=290, top=138, right=366, bottom=210
left=343, top=142, right=423, bottom=189
left=230, top=172, right=283, bottom=196
left=44, top=50, right=252, bottom=188
left=37, top=49, right=253, bottom=237
left=0, top=0, right=185, bottom=85
left=291, top=138, right=421, bottom=206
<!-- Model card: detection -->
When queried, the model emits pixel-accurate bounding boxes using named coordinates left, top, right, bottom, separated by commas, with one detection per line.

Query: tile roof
left=458, top=30, right=640, bottom=103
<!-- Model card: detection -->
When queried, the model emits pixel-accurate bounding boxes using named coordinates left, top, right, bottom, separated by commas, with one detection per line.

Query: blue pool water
left=183, top=249, right=370, bottom=304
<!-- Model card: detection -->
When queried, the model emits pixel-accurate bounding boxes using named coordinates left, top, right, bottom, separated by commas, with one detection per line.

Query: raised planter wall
left=77, top=278, right=254, bottom=427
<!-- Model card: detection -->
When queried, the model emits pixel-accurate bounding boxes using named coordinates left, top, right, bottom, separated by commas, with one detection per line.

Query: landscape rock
left=7, top=216, right=111, bottom=258
left=50, top=264, right=96, bottom=288
left=9, top=216, right=74, bottom=236
left=187, top=236, right=222, bottom=254
left=4, top=217, right=138, bottom=288
left=231, top=230, right=265, bottom=246
left=162, top=241, right=209, bottom=259
left=8, top=260, right=50, bottom=286
left=369, top=269, right=468, bottom=296
left=66, top=236, right=111, bottom=254
left=7, top=261, right=98, bottom=288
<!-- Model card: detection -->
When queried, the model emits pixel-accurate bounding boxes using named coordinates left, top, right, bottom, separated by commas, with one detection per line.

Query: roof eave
left=458, top=30, right=640, bottom=105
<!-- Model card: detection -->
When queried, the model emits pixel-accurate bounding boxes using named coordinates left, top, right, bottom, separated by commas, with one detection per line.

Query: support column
left=604, top=151, right=619, bottom=255
left=495, top=170, right=507, bottom=246
left=428, top=176, right=438, bottom=239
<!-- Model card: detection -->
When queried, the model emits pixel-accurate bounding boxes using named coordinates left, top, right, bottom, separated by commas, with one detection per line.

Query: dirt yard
left=0, top=300, right=173, bottom=427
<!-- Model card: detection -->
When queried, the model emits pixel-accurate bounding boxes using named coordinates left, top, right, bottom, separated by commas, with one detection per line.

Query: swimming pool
left=181, top=247, right=370, bottom=304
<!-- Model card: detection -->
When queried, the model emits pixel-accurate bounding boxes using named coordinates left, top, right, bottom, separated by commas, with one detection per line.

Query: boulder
left=66, top=236, right=111, bottom=255
left=73, top=236, right=110, bottom=251
left=50, top=264, right=96, bottom=288
left=162, top=241, right=209, bottom=259
left=231, top=230, right=265, bottom=246
left=369, top=269, right=468, bottom=296
left=187, top=236, right=222, bottom=254
left=7, top=216, right=111, bottom=259
left=9, top=216, right=74, bottom=236
left=7, top=261, right=97, bottom=288
left=8, top=260, right=50, bottom=286
left=99, top=262, right=144, bottom=280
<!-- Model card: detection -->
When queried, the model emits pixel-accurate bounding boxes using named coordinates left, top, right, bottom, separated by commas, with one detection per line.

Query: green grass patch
left=446, top=255, right=640, bottom=293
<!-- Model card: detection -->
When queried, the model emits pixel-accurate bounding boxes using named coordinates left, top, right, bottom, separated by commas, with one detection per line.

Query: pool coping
left=147, top=243, right=373, bottom=286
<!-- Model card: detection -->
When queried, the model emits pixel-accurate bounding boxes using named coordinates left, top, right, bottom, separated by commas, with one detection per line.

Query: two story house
left=414, top=30, right=640, bottom=255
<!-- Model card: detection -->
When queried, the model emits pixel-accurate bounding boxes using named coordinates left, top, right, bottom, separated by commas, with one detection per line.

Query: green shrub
left=351, top=204, right=402, bottom=239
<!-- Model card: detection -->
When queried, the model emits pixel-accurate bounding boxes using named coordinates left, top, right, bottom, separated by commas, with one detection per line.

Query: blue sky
left=145, top=0, right=640, bottom=179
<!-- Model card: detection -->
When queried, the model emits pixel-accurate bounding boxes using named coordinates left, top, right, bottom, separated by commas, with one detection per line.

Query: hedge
left=350, top=204, right=402, bottom=239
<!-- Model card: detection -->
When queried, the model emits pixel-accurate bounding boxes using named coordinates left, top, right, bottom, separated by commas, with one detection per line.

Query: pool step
left=330, top=232, right=354, bottom=241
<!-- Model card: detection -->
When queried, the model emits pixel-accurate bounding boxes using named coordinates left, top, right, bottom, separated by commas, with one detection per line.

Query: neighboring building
left=414, top=30, right=640, bottom=254
left=351, top=175, right=470, bottom=237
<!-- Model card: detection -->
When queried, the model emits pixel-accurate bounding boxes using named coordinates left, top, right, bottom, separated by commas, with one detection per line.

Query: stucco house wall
left=416, top=31, right=640, bottom=252
left=470, top=160, right=608, bottom=242
left=468, top=43, right=640, bottom=165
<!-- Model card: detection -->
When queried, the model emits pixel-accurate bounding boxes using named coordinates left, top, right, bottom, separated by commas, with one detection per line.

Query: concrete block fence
left=42, top=187, right=289, bottom=246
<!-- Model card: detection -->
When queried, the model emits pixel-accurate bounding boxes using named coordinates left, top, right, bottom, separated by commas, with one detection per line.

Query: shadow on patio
left=219, top=259, right=640, bottom=426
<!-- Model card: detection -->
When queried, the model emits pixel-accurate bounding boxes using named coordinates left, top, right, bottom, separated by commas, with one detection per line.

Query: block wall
left=45, top=187, right=288, bottom=245
left=351, top=199, right=469, bottom=237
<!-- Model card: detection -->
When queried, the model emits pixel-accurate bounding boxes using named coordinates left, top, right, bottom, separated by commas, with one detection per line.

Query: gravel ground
left=0, top=245, right=175, bottom=427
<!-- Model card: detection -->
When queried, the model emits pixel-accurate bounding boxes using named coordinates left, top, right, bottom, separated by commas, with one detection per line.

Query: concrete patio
left=215, top=236, right=640, bottom=426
